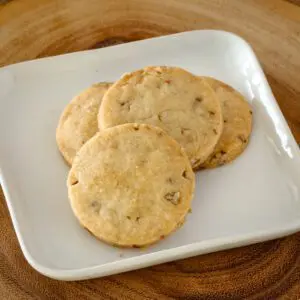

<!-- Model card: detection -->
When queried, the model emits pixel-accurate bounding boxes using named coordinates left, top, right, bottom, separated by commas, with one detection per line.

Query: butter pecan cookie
left=56, top=82, right=112, bottom=165
left=201, top=77, right=252, bottom=168
left=67, top=123, right=195, bottom=247
left=98, top=67, right=223, bottom=169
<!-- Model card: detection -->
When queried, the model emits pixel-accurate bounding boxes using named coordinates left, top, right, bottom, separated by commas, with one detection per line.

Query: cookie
left=67, top=123, right=195, bottom=248
left=56, top=82, right=112, bottom=165
left=98, top=66, right=223, bottom=169
left=201, top=77, right=252, bottom=168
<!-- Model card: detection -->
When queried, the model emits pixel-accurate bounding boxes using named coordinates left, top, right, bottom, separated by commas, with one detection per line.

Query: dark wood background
left=0, top=0, right=299, bottom=298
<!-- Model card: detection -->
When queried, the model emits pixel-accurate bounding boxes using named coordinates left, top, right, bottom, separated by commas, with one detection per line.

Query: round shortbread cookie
left=56, top=82, right=112, bottom=165
left=98, top=66, right=223, bottom=169
left=67, top=123, right=195, bottom=248
left=201, top=77, right=252, bottom=168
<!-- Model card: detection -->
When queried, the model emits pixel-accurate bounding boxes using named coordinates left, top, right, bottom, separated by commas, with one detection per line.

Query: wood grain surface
left=0, top=0, right=300, bottom=299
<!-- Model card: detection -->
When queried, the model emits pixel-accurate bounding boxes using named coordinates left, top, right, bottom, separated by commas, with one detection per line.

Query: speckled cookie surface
left=56, top=82, right=112, bottom=165
left=98, top=66, right=223, bottom=169
left=67, top=123, right=195, bottom=247
left=201, top=77, right=252, bottom=168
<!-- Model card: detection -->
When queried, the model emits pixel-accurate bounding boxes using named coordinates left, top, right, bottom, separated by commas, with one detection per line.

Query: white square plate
left=0, top=30, right=300, bottom=281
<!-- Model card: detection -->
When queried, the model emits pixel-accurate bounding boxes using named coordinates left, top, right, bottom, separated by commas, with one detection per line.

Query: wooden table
left=0, top=0, right=300, bottom=298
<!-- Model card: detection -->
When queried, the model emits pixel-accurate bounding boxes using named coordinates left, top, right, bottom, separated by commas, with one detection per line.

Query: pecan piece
left=164, top=191, right=181, bottom=205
